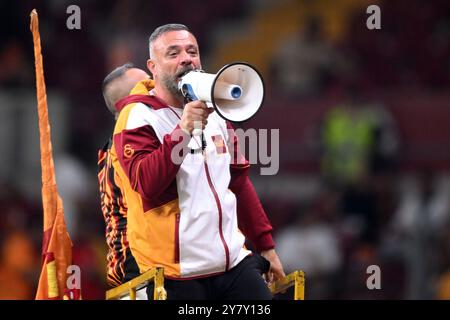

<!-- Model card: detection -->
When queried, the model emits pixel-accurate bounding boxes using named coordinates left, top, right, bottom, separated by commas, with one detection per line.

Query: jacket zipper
left=174, top=213, right=180, bottom=263
left=167, top=108, right=230, bottom=271
left=203, top=162, right=230, bottom=271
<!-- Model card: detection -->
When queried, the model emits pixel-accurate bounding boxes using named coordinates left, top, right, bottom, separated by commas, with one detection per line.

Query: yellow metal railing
left=106, top=267, right=167, bottom=300
left=106, top=267, right=305, bottom=300
left=269, top=270, right=305, bottom=300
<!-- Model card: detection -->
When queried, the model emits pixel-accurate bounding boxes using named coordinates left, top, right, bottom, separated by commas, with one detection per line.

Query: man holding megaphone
left=110, top=23, right=285, bottom=300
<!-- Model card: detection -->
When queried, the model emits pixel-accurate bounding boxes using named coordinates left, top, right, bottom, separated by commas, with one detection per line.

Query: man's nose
left=179, top=51, right=193, bottom=66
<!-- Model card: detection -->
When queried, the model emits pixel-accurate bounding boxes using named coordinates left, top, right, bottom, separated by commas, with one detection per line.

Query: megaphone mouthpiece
left=214, top=81, right=242, bottom=100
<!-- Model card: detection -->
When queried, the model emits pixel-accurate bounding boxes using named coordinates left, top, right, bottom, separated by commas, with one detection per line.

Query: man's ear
left=147, top=59, right=156, bottom=77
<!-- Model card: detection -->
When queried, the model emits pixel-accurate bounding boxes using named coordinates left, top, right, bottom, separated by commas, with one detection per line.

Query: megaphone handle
left=183, top=96, right=206, bottom=152
left=192, top=128, right=202, bottom=136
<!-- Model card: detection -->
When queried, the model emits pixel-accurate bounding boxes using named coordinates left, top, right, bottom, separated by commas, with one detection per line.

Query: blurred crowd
left=0, top=0, right=449, bottom=299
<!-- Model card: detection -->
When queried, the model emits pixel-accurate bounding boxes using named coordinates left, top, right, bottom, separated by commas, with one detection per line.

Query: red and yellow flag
left=30, top=9, right=80, bottom=300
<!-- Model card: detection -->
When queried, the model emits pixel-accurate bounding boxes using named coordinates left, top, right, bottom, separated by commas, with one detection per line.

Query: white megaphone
left=178, top=62, right=265, bottom=127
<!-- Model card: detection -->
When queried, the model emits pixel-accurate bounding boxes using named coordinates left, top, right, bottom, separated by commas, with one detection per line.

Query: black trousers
left=146, top=254, right=272, bottom=300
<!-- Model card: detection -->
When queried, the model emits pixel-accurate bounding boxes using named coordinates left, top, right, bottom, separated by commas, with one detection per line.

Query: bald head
left=102, top=63, right=150, bottom=119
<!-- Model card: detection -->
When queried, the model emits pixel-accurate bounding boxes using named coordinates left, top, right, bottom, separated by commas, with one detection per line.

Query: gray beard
left=161, top=66, right=195, bottom=101
left=161, top=74, right=183, bottom=100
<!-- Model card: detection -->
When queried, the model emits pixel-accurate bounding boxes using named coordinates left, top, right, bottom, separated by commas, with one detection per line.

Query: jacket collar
left=114, top=79, right=172, bottom=113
